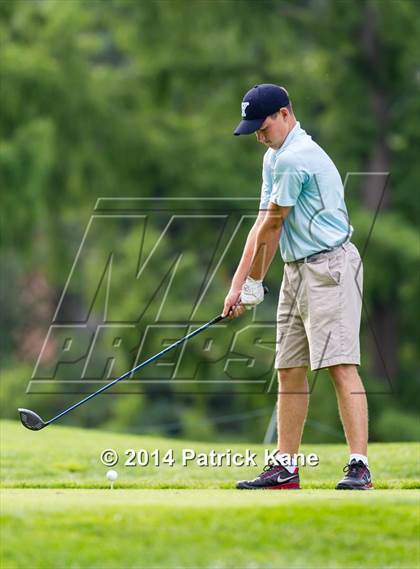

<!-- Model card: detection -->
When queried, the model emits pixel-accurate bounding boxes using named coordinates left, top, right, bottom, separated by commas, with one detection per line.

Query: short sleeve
left=270, top=156, right=307, bottom=207
left=259, top=152, right=272, bottom=210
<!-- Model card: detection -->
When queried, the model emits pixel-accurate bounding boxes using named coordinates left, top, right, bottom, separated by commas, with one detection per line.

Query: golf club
left=18, top=286, right=268, bottom=430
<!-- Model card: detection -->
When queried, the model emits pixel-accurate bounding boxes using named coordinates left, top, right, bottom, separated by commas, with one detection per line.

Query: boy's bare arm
left=222, top=210, right=267, bottom=318
left=249, top=204, right=291, bottom=280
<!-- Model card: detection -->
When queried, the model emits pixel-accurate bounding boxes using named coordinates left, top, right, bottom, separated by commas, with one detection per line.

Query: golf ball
left=106, top=470, right=118, bottom=482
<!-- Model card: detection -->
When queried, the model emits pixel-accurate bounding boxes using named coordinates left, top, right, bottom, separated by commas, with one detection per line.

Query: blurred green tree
left=1, top=0, right=419, bottom=441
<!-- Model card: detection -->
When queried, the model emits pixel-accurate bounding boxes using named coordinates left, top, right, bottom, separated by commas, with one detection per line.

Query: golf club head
left=18, top=408, right=47, bottom=431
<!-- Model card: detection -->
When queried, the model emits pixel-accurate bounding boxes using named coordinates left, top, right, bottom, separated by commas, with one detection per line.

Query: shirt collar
left=277, top=121, right=304, bottom=153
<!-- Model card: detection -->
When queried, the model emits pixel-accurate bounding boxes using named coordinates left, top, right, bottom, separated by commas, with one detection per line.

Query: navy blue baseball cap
left=234, top=84, right=290, bottom=135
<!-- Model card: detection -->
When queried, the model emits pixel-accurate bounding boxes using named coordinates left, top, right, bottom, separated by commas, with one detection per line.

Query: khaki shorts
left=275, top=242, right=363, bottom=371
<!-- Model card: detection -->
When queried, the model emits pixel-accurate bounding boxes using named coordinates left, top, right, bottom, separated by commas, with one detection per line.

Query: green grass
left=1, top=489, right=419, bottom=569
left=1, top=420, right=419, bottom=568
left=1, top=420, right=419, bottom=489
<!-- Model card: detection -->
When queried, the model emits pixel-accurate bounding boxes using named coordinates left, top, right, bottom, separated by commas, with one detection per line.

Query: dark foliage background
left=1, top=0, right=419, bottom=443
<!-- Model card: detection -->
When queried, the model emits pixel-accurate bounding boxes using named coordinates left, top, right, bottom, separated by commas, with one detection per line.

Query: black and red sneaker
left=336, top=459, right=373, bottom=490
left=236, top=461, right=300, bottom=490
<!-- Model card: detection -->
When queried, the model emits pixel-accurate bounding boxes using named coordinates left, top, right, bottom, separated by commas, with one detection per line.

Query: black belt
left=287, top=241, right=349, bottom=265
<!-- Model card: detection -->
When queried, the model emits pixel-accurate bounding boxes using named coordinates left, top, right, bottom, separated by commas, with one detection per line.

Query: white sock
left=349, top=453, right=368, bottom=466
left=274, top=452, right=297, bottom=473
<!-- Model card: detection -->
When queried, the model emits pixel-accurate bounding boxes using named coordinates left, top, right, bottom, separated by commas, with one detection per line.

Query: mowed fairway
left=2, top=489, right=419, bottom=569
left=1, top=421, right=419, bottom=568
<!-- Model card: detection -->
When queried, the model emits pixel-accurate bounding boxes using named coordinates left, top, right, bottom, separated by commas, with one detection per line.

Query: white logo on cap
left=241, top=102, right=250, bottom=117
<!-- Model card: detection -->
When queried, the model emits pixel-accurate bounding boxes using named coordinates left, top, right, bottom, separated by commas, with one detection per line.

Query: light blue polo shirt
left=259, top=122, right=352, bottom=262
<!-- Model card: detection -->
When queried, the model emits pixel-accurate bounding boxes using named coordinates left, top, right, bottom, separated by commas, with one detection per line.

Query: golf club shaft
left=46, top=314, right=224, bottom=425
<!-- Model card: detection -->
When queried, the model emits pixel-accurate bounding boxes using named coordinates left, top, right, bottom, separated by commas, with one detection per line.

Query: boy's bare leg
left=277, top=367, right=309, bottom=454
left=329, top=364, right=368, bottom=455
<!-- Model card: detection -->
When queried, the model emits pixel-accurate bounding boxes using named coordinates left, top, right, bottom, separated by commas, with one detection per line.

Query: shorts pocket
left=326, top=255, right=342, bottom=285
left=307, top=256, right=342, bottom=286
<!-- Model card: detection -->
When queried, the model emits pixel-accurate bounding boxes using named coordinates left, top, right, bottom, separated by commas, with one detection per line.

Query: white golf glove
left=240, top=276, right=264, bottom=310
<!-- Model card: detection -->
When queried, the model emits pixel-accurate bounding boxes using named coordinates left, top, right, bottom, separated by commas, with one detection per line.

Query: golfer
left=223, top=84, right=372, bottom=490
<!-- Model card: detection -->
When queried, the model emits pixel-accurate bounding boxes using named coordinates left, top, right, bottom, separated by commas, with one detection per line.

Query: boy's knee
left=278, top=367, right=307, bottom=383
left=329, top=364, right=358, bottom=385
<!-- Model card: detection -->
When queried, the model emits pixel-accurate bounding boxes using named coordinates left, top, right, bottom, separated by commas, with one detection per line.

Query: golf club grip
left=221, top=284, right=269, bottom=320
